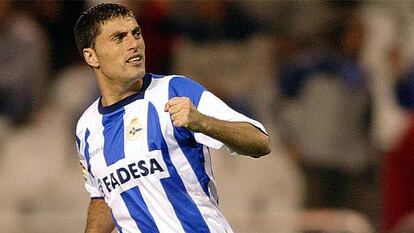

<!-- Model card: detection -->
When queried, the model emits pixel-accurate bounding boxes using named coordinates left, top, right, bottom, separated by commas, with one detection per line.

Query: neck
left=97, top=75, right=144, bottom=107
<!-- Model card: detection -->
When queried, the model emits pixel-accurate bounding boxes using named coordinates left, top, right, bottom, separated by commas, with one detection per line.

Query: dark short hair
left=73, top=3, right=134, bottom=57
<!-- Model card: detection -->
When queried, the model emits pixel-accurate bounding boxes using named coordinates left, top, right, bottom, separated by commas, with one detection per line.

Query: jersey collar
left=98, top=73, right=152, bottom=114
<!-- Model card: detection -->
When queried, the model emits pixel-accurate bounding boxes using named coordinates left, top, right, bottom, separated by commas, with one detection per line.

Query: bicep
left=197, top=91, right=266, bottom=132
left=194, top=91, right=267, bottom=149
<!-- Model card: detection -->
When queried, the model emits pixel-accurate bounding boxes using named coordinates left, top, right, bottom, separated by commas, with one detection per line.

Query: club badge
left=126, top=117, right=143, bottom=141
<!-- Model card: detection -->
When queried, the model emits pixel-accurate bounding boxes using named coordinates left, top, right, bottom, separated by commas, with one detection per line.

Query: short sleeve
left=194, top=91, right=267, bottom=150
left=76, top=137, right=104, bottom=198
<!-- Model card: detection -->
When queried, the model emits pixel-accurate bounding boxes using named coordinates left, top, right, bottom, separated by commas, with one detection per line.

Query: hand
left=164, top=97, right=205, bottom=132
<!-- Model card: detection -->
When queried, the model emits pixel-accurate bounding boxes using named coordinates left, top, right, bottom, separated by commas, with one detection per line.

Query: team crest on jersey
left=126, top=117, right=143, bottom=141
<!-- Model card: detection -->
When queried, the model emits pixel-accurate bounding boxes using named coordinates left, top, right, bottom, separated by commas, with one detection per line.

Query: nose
left=127, top=34, right=139, bottom=51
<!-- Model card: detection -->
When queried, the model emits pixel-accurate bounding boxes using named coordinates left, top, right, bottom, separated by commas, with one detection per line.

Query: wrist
left=189, top=113, right=209, bottom=133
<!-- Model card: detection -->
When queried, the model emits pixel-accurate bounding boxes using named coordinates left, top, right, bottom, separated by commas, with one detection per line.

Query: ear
left=83, top=48, right=99, bottom=68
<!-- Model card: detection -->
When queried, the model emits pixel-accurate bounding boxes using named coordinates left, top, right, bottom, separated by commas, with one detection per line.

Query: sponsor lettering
left=97, top=158, right=165, bottom=193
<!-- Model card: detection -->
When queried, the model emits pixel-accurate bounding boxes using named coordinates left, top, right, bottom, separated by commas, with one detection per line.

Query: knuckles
left=168, top=97, right=198, bottom=129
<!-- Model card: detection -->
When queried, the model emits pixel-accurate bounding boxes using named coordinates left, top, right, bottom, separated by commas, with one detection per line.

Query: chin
left=137, top=69, right=146, bottom=78
left=129, top=68, right=145, bottom=79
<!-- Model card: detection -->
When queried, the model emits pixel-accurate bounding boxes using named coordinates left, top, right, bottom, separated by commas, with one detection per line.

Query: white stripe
left=88, top=112, right=105, bottom=177
left=203, top=146, right=219, bottom=205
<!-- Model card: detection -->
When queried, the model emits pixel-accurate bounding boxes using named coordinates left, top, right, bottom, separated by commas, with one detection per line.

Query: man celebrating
left=74, top=3, right=270, bottom=233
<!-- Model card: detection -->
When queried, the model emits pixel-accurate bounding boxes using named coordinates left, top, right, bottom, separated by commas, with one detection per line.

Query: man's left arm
left=165, top=97, right=271, bottom=157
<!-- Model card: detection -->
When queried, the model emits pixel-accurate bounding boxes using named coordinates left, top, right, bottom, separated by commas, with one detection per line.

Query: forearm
left=196, top=114, right=271, bottom=157
left=85, top=199, right=115, bottom=233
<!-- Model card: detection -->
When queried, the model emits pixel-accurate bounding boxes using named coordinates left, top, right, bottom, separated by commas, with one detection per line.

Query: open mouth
left=126, top=54, right=143, bottom=64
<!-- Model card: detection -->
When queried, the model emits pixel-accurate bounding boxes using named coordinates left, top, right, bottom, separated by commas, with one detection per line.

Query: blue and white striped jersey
left=75, top=73, right=266, bottom=233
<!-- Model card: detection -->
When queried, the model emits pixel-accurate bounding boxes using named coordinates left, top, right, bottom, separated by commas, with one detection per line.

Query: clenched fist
left=164, top=97, right=206, bottom=132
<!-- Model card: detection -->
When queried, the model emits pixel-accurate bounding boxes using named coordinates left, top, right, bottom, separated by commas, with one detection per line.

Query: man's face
left=92, top=16, right=145, bottom=82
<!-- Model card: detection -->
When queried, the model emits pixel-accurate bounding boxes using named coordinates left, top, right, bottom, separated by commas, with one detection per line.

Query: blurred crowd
left=1, top=0, right=414, bottom=233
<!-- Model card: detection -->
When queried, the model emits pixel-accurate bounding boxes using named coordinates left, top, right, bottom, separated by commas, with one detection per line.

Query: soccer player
left=73, top=3, right=271, bottom=233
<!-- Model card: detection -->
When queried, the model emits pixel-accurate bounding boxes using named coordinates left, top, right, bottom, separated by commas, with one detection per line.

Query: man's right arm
left=85, top=198, right=115, bottom=233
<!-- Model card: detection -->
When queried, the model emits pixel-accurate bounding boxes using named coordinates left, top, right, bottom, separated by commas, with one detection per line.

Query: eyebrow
left=132, top=26, right=141, bottom=34
left=109, top=30, right=127, bottom=39
left=109, top=26, right=141, bottom=39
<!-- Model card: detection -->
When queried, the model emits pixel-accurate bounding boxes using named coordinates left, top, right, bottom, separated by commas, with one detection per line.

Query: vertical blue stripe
left=168, top=77, right=210, bottom=196
left=76, top=136, right=81, bottom=151
left=102, top=109, right=126, bottom=166
left=121, top=187, right=160, bottom=233
left=84, top=129, right=93, bottom=176
left=147, top=103, right=210, bottom=233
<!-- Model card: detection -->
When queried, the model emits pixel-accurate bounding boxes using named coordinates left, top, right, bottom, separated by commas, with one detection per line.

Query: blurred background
left=1, top=0, right=414, bottom=232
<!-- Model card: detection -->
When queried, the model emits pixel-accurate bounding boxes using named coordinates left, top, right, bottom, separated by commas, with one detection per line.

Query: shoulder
left=149, top=73, right=204, bottom=89
left=149, top=73, right=205, bottom=98
left=164, top=74, right=205, bottom=95
left=162, top=74, right=206, bottom=107
left=76, top=98, right=100, bottom=135
left=150, top=74, right=201, bottom=87
left=169, top=75, right=205, bottom=90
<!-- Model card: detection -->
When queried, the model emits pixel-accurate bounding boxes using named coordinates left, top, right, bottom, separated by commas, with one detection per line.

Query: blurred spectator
left=173, top=0, right=260, bottom=44
left=382, top=51, right=414, bottom=233
left=0, top=1, right=50, bottom=127
left=276, top=3, right=376, bottom=218
left=382, top=113, right=414, bottom=233
left=0, top=62, right=95, bottom=233
left=33, top=0, right=86, bottom=76
left=172, top=0, right=263, bottom=118
left=395, top=67, right=414, bottom=109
